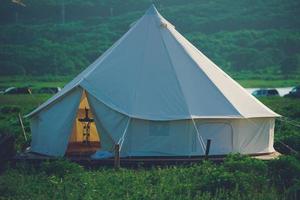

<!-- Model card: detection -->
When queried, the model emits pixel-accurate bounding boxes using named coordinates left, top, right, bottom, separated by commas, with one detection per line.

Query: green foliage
left=0, top=0, right=300, bottom=78
left=268, top=155, right=300, bottom=189
left=40, top=159, right=85, bottom=177
left=0, top=155, right=294, bottom=200
left=223, top=154, right=267, bottom=175
left=0, top=105, right=21, bottom=114
left=260, top=97, right=300, bottom=153
left=280, top=55, right=300, bottom=76
left=190, top=155, right=269, bottom=195
left=0, top=94, right=50, bottom=151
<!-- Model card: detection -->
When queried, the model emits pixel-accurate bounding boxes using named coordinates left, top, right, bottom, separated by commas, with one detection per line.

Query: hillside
left=0, top=0, right=300, bottom=79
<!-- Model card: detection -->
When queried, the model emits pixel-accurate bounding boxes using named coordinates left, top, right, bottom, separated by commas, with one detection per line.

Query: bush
left=192, top=156, right=269, bottom=195
left=0, top=106, right=21, bottom=114
left=268, top=155, right=300, bottom=190
left=223, top=153, right=267, bottom=175
left=40, top=159, right=84, bottom=178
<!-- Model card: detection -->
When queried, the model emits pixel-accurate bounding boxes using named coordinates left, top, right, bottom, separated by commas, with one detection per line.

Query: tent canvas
left=27, top=5, right=279, bottom=157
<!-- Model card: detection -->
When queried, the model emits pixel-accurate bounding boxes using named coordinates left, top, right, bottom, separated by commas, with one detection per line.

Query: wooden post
left=205, top=139, right=211, bottom=160
left=114, top=144, right=120, bottom=169
left=18, top=113, right=27, bottom=141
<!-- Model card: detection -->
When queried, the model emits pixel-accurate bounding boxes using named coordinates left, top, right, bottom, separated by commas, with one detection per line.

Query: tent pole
left=18, top=113, right=27, bottom=142
left=205, top=139, right=211, bottom=160
left=191, top=118, right=206, bottom=153
left=114, top=144, right=120, bottom=169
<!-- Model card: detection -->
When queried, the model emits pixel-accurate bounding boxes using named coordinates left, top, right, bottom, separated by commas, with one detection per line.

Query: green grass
left=0, top=154, right=299, bottom=200
left=0, top=94, right=50, bottom=107
left=0, top=76, right=71, bottom=90
left=238, top=79, right=300, bottom=88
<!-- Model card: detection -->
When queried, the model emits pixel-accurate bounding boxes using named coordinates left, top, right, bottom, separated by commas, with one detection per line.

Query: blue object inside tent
left=91, top=150, right=114, bottom=159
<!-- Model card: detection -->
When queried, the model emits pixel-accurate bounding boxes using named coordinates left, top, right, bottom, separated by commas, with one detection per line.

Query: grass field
left=1, top=154, right=299, bottom=199
left=0, top=78, right=299, bottom=200
left=238, top=79, right=300, bottom=88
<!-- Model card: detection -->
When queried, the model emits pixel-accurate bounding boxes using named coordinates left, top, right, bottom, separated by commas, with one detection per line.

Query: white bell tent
left=26, top=5, right=279, bottom=157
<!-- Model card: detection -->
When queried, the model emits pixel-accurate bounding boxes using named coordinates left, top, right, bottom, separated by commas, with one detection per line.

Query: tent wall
left=30, top=88, right=275, bottom=157
left=30, top=87, right=82, bottom=156
left=85, top=95, right=275, bottom=157
left=231, top=118, right=275, bottom=154
left=122, top=119, right=196, bottom=156
left=195, top=122, right=233, bottom=155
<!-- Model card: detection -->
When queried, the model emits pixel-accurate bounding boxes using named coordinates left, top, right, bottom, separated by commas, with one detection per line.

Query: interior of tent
left=65, top=91, right=101, bottom=156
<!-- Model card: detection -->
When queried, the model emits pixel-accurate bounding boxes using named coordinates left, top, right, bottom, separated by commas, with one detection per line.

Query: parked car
left=252, top=89, right=279, bottom=97
left=3, top=87, right=32, bottom=95
left=37, top=87, right=61, bottom=94
left=284, top=86, right=300, bottom=98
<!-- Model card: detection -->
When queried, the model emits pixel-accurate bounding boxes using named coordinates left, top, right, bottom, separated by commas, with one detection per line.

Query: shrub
left=192, top=157, right=269, bottom=195
left=223, top=153, right=267, bottom=175
left=268, top=155, right=300, bottom=190
left=40, top=159, right=84, bottom=178
left=0, top=106, right=21, bottom=114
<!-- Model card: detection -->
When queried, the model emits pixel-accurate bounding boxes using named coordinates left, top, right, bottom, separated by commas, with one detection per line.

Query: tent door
left=196, top=122, right=233, bottom=155
left=66, top=90, right=101, bottom=156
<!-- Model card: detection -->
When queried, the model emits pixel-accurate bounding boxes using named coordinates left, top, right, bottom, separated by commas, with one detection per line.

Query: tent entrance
left=66, top=91, right=101, bottom=156
left=196, top=122, right=233, bottom=155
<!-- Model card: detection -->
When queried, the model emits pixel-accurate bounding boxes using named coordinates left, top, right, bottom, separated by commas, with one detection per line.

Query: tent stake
left=18, top=113, right=27, bottom=141
left=114, top=144, right=120, bottom=169
left=205, top=139, right=211, bottom=160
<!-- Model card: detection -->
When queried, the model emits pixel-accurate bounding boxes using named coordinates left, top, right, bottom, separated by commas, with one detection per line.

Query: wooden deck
left=12, top=151, right=281, bottom=168
left=65, top=141, right=100, bottom=157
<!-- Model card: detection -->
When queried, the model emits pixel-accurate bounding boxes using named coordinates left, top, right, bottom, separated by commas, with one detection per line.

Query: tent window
left=149, top=121, right=170, bottom=136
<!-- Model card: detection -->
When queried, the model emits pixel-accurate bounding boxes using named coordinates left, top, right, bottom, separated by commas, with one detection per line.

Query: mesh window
left=149, top=121, right=170, bottom=136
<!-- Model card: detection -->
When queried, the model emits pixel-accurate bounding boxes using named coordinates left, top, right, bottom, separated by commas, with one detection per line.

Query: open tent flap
left=87, top=93, right=127, bottom=153
left=30, top=87, right=82, bottom=156
left=66, top=91, right=101, bottom=155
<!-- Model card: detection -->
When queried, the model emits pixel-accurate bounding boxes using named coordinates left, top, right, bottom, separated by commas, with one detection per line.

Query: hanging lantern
left=78, top=107, right=94, bottom=145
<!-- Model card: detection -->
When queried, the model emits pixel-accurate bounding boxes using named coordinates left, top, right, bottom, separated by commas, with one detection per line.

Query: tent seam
left=166, top=27, right=244, bottom=118
left=156, top=23, right=191, bottom=118
left=131, top=15, right=151, bottom=115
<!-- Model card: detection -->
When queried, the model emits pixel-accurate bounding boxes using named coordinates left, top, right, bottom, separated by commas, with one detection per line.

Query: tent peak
left=145, top=4, right=159, bottom=15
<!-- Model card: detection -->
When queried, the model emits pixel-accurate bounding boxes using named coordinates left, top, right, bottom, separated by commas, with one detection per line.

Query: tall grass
left=2, top=154, right=298, bottom=200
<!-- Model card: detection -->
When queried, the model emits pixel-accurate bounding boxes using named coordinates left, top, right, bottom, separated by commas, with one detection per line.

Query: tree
left=280, top=55, right=300, bottom=76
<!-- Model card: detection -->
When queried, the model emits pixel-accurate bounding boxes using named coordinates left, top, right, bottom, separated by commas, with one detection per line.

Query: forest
left=0, top=0, right=300, bottom=79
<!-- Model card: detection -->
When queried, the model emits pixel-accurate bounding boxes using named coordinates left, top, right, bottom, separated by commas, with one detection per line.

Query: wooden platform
left=12, top=151, right=281, bottom=168
left=65, top=141, right=100, bottom=157
left=252, top=151, right=281, bottom=160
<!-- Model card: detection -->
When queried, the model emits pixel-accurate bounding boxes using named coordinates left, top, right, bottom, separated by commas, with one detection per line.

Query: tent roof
left=26, top=5, right=279, bottom=120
